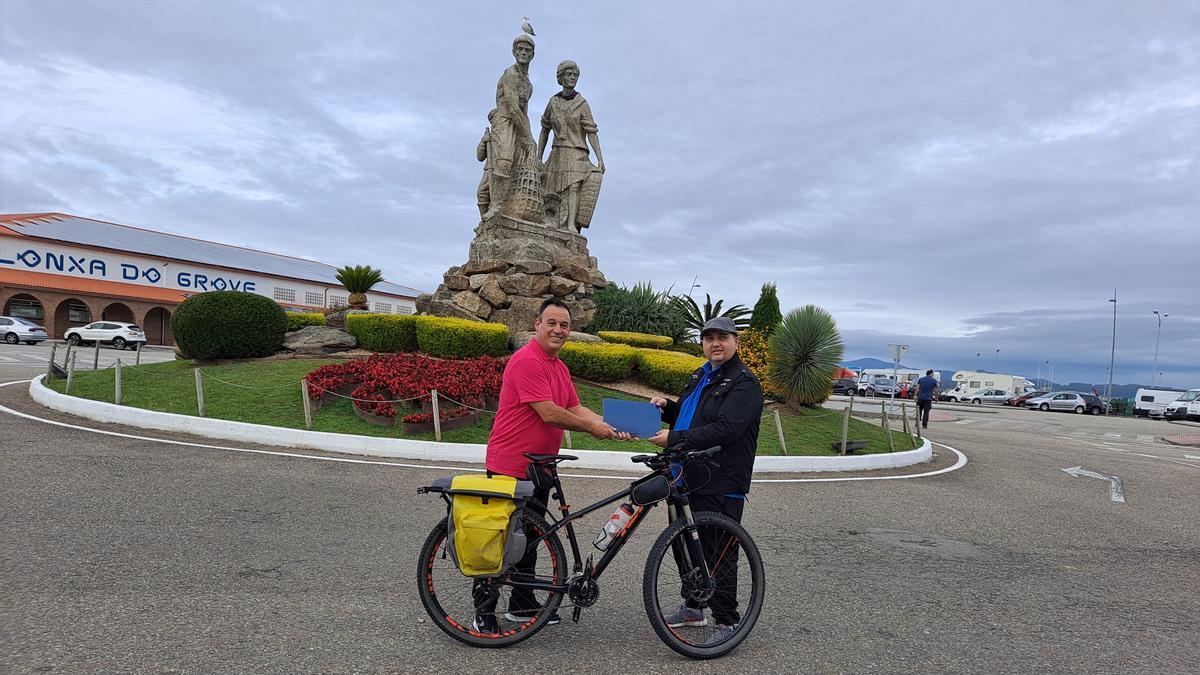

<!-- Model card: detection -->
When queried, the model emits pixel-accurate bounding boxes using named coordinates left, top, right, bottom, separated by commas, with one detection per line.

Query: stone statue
left=486, top=34, right=539, bottom=221
left=537, top=60, right=604, bottom=232
left=475, top=108, right=497, bottom=217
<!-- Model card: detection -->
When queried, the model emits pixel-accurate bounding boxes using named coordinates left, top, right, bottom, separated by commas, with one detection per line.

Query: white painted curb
left=29, top=375, right=931, bottom=473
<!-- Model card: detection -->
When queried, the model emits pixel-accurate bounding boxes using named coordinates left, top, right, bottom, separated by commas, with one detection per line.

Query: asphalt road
left=1, top=377, right=1197, bottom=673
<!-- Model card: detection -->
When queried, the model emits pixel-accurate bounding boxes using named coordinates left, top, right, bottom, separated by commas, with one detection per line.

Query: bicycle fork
left=668, top=499, right=716, bottom=603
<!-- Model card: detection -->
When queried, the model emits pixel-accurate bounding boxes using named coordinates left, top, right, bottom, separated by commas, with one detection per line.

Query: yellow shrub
left=634, top=348, right=704, bottom=394
left=597, top=330, right=673, bottom=349
left=737, top=328, right=786, bottom=400
left=559, top=342, right=637, bottom=382
left=415, top=316, right=510, bottom=358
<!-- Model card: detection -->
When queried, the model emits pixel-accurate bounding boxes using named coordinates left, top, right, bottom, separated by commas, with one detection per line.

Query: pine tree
left=749, top=282, right=783, bottom=334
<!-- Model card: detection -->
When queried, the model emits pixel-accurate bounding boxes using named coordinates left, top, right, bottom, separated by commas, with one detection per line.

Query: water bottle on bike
left=593, top=503, right=634, bottom=551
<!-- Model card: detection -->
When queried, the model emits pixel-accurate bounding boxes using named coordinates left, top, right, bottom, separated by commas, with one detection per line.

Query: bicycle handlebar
left=630, top=444, right=721, bottom=467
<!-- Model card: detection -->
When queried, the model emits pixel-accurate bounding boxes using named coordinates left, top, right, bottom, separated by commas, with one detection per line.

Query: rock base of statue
left=417, top=213, right=608, bottom=335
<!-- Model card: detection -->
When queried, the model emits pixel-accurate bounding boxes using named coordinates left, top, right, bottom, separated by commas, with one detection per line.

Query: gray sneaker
left=703, top=623, right=738, bottom=645
left=664, top=604, right=707, bottom=628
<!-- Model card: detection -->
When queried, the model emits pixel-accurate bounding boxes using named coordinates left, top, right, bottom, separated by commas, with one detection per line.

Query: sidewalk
left=1162, top=432, right=1200, bottom=447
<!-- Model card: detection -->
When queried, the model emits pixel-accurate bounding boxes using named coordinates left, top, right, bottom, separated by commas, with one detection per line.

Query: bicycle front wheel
left=416, top=513, right=567, bottom=648
left=643, top=510, right=765, bottom=659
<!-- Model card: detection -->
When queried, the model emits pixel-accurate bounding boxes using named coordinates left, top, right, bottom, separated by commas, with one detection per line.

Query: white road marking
left=1137, top=435, right=1155, bottom=442
left=954, top=418, right=979, bottom=425
left=0, top=380, right=969, bottom=484
left=1104, top=433, right=1122, bottom=439
left=1061, top=466, right=1125, bottom=503
left=1070, top=430, right=1088, bottom=436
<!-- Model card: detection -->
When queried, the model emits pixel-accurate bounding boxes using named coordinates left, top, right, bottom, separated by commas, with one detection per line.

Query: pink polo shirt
left=486, top=339, right=580, bottom=479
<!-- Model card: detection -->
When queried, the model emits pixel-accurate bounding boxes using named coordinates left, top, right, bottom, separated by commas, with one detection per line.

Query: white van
left=1133, top=388, right=1186, bottom=418
left=1164, top=389, right=1200, bottom=422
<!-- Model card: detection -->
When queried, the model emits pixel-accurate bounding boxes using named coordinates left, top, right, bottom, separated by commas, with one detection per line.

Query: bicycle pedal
left=572, top=606, right=582, bottom=623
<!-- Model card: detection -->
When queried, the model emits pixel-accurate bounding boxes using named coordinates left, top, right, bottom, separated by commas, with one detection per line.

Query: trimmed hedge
left=171, top=291, right=287, bottom=360
left=597, top=330, right=673, bottom=349
left=669, top=341, right=704, bottom=357
left=286, top=312, right=326, bottom=332
left=634, top=348, right=704, bottom=394
left=415, top=316, right=509, bottom=358
left=559, top=342, right=637, bottom=382
left=347, top=314, right=418, bottom=353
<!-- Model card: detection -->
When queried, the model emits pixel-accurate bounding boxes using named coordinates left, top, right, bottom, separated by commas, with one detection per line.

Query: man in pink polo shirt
left=473, top=298, right=625, bottom=634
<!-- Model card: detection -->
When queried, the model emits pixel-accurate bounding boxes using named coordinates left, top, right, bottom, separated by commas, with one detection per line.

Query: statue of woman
left=537, top=60, right=605, bottom=232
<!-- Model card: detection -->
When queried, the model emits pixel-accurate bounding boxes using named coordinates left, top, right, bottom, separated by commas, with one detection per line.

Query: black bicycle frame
left=501, top=463, right=711, bottom=596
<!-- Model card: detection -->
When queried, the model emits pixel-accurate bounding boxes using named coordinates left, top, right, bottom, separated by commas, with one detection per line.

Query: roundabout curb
left=28, top=375, right=932, bottom=473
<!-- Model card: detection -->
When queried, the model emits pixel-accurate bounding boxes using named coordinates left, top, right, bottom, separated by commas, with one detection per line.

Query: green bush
left=286, top=312, right=326, bottom=332
left=749, top=282, right=783, bottom=335
left=415, top=316, right=509, bottom=358
left=559, top=342, right=637, bottom=382
left=171, top=291, right=287, bottom=360
left=669, top=342, right=704, bottom=357
left=597, top=330, right=673, bottom=349
left=587, top=282, right=690, bottom=343
left=634, top=348, right=704, bottom=394
left=347, top=314, right=418, bottom=352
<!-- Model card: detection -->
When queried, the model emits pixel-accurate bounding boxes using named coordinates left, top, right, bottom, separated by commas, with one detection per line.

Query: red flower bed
left=400, top=408, right=473, bottom=424
left=304, top=353, right=505, bottom=419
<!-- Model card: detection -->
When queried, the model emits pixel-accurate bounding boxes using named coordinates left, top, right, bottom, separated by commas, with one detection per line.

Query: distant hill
left=842, top=357, right=915, bottom=370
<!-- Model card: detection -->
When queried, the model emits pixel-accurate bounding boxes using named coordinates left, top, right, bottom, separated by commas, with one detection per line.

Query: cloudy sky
left=2, top=1, right=1197, bottom=387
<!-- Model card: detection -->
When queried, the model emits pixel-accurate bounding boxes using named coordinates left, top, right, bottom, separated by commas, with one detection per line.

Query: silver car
left=1026, top=391, right=1091, bottom=413
left=863, top=377, right=900, bottom=397
left=966, top=388, right=1011, bottom=405
left=0, top=315, right=49, bottom=345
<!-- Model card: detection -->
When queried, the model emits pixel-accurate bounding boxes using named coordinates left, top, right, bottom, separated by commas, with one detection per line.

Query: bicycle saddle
left=523, top=453, right=579, bottom=465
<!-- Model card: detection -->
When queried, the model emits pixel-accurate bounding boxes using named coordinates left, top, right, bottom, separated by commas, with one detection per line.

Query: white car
left=64, top=321, right=147, bottom=350
left=966, top=389, right=1011, bottom=405
left=0, top=316, right=49, bottom=345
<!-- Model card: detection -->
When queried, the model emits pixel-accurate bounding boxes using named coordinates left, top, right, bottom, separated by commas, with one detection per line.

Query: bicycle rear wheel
left=643, top=510, right=765, bottom=659
left=416, top=513, right=566, bottom=648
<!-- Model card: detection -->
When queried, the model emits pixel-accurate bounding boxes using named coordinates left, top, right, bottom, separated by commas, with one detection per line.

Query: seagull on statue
left=521, top=17, right=535, bottom=36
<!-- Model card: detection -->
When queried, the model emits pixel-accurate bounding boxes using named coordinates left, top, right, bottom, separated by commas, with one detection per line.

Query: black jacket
left=660, top=352, right=763, bottom=496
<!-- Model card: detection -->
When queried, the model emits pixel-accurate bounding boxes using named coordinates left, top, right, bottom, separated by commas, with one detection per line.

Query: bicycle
left=416, top=445, right=765, bottom=659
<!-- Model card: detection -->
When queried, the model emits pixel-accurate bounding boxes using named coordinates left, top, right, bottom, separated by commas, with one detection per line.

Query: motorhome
left=1133, top=388, right=1186, bottom=417
left=941, top=371, right=1036, bottom=402
left=855, top=368, right=928, bottom=396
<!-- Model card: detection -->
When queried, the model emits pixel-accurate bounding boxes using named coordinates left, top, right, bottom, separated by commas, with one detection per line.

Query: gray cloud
left=1, top=1, right=1197, bottom=386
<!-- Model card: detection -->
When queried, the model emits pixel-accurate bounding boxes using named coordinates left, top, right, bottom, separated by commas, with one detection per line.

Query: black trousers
left=473, top=478, right=551, bottom=617
left=681, top=493, right=745, bottom=627
left=918, top=399, right=933, bottom=426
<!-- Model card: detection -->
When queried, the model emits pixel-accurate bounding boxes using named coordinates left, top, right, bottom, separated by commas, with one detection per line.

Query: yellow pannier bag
left=445, top=475, right=535, bottom=578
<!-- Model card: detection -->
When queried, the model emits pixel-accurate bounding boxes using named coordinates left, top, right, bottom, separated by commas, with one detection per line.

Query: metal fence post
left=431, top=389, right=442, bottom=442
left=65, top=353, right=77, bottom=394
left=46, top=343, right=58, bottom=381
left=135, top=344, right=142, bottom=366
left=115, top=359, right=122, bottom=405
left=93, top=340, right=100, bottom=370
left=300, top=380, right=313, bottom=430
left=194, top=368, right=205, bottom=417
left=773, top=409, right=788, bottom=456
left=883, top=400, right=895, bottom=452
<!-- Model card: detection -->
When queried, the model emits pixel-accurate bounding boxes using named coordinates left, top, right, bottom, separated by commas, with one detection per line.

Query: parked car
left=831, top=377, right=858, bottom=395
left=1007, top=391, right=1047, bottom=407
left=64, top=322, right=147, bottom=350
left=0, top=316, right=48, bottom=345
left=1026, top=391, right=1104, bottom=415
left=966, top=388, right=1011, bottom=405
left=862, top=377, right=900, bottom=397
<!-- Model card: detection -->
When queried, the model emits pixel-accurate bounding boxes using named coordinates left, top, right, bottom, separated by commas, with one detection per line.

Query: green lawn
left=46, top=358, right=916, bottom=456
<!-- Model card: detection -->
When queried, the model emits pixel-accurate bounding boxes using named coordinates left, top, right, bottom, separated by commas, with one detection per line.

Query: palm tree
left=670, top=292, right=751, bottom=337
left=335, top=264, right=384, bottom=310
left=767, top=305, right=844, bottom=407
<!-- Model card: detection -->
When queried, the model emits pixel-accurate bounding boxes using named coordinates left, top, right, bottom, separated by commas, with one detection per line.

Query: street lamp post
left=1151, top=310, right=1169, bottom=387
left=1106, top=290, right=1117, bottom=401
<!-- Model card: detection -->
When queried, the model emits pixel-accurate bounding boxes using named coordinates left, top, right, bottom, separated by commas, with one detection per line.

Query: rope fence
left=54, top=361, right=921, bottom=455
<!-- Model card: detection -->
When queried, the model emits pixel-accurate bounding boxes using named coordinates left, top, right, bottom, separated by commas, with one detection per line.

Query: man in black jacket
left=648, top=316, right=763, bottom=642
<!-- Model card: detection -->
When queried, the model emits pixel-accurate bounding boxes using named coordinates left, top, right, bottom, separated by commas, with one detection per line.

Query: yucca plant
left=670, top=293, right=751, bottom=337
left=336, top=264, right=384, bottom=309
left=767, top=304, right=844, bottom=407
